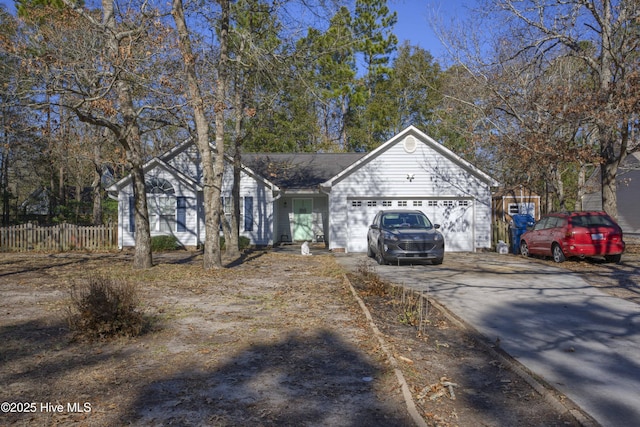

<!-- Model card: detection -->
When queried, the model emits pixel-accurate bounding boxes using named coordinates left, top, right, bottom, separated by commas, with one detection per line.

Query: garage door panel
left=347, top=198, right=474, bottom=253
left=437, top=201, right=474, bottom=252
left=347, top=200, right=380, bottom=253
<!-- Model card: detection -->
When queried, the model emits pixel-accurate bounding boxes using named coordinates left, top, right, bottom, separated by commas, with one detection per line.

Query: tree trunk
left=91, top=144, right=103, bottom=225
left=199, top=146, right=221, bottom=270
left=554, top=167, right=565, bottom=211
left=575, top=164, right=587, bottom=211
left=596, top=0, right=620, bottom=220
left=119, top=99, right=153, bottom=269
left=129, top=162, right=153, bottom=269
left=544, top=179, right=553, bottom=214
left=74, top=181, right=81, bottom=222
left=224, top=80, right=244, bottom=260
left=171, top=0, right=224, bottom=269
left=223, top=155, right=240, bottom=259
left=600, top=137, right=619, bottom=219
left=1, top=128, right=9, bottom=225
left=209, top=0, right=230, bottom=268
left=105, top=0, right=152, bottom=269
left=58, top=164, right=65, bottom=209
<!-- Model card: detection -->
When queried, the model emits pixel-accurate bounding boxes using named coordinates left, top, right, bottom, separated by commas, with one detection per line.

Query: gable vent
left=403, top=136, right=417, bottom=153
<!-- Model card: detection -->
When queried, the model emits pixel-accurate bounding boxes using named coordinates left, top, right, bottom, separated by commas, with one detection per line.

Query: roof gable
left=108, top=139, right=280, bottom=193
left=161, top=139, right=280, bottom=191
left=159, top=137, right=197, bottom=163
left=322, top=126, right=499, bottom=188
left=107, top=157, right=202, bottom=193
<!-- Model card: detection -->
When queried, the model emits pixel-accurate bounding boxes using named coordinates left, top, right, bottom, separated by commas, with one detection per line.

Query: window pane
left=146, top=178, right=175, bottom=195
left=129, top=197, right=135, bottom=232
left=177, top=197, right=187, bottom=232
left=244, top=196, right=253, bottom=231
left=148, top=196, right=175, bottom=231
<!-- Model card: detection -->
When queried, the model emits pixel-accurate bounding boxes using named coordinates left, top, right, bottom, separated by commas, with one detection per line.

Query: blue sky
left=389, top=0, right=472, bottom=59
left=0, top=0, right=13, bottom=12
left=0, top=0, right=473, bottom=60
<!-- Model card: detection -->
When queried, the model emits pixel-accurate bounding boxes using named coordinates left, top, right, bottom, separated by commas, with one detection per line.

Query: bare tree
left=434, top=0, right=639, bottom=217
left=36, top=0, right=178, bottom=268
left=496, top=0, right=639, bottom=217
left=212, top=0, right=230, bottom=266
left=171, top=0, right=227, bottom=269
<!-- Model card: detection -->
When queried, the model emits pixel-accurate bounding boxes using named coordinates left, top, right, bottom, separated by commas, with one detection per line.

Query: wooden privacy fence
left=0, top=222, right=117, bottom=252
left=492, top=220, right=511, bottom=250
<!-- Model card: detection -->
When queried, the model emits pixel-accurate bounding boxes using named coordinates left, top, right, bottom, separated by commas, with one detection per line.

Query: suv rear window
left=570, top=215, right=615, bottom=227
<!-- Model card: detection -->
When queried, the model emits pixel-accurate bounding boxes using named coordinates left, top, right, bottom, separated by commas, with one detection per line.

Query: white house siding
left=328, top=134, right=494, bottom=253
left=218, top=163, right=274, bottom=246
left=118, top=167, right=200, bottom=248
left=192, top=167, right=274, bottom=246
left=119, top=147, right=274, bottom=248
left=165, top=143, right=203, bottom=182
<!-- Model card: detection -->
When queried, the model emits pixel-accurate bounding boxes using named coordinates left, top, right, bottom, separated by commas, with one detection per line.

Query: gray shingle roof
left=241, top=152, right=367, bottom=189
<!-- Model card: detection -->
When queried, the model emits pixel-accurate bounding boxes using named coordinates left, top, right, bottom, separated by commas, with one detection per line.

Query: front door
left=293, top=199, right=313, bottom=241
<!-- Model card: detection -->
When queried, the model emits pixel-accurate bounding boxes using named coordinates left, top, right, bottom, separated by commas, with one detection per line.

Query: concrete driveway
left=335, top=251, right=640, bottom=427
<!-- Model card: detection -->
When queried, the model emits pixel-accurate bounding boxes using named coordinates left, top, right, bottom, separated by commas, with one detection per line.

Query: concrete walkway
left=335, top=252, right=640, bottom=427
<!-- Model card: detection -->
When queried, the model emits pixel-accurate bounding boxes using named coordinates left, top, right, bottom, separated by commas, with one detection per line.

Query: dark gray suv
left=367, top=210, right=445, bottom=265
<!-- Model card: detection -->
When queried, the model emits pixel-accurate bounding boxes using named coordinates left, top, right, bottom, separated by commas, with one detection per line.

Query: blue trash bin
left=510, top=214, right=535, bottom=254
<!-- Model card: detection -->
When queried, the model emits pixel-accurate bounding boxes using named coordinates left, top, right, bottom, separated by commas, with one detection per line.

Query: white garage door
left=347, top=198, right=475, bottom=253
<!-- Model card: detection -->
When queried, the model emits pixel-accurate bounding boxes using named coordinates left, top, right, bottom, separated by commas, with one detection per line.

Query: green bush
left=66, top=276, right=144, bottom=341
left=219, top=236, right=251, bottom=251
left=102, top=198, right=118, bottom=224
left=239, top=236, right=251, bottom=249
left=151, top=235, right=183, bottom=251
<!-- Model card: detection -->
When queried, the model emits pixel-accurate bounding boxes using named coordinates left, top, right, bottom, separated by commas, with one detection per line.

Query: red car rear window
left=569, top=215, right=616, bottom=227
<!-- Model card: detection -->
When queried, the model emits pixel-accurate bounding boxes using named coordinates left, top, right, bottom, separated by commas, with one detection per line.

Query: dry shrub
left=67, top=275, right=144, bottom=341
left=397, top=288, right=431, bottom=335
left=351, top=261, right=431, bottom=336
left=354, top=260, right=389, bottom=296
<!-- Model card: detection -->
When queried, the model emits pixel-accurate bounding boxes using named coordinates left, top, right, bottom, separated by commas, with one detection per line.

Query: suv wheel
left=376, top=242, right=387, bottom=265
left=552, top=244, right=566, bottom=263
left=367, top=239, right=374, bottom=258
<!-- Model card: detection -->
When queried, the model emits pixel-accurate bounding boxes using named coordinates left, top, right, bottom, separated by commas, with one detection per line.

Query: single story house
left=108, top=126, right=500, bottom=252
left=582, top=152, right=640, bottom=235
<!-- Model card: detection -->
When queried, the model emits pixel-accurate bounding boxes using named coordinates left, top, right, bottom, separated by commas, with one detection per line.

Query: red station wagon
left=520, top=211, right=626, bottom=263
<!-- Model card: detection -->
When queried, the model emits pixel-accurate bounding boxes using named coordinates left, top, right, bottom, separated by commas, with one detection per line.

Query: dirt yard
left=1, top=243, right=636, bottom=426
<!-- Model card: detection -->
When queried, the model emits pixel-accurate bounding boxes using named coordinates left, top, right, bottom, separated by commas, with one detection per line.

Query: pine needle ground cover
left=3, top=245, right=636, bottom=426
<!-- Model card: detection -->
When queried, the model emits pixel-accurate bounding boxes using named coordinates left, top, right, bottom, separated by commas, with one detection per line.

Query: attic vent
left=403, top=136, right=417, bottom=153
